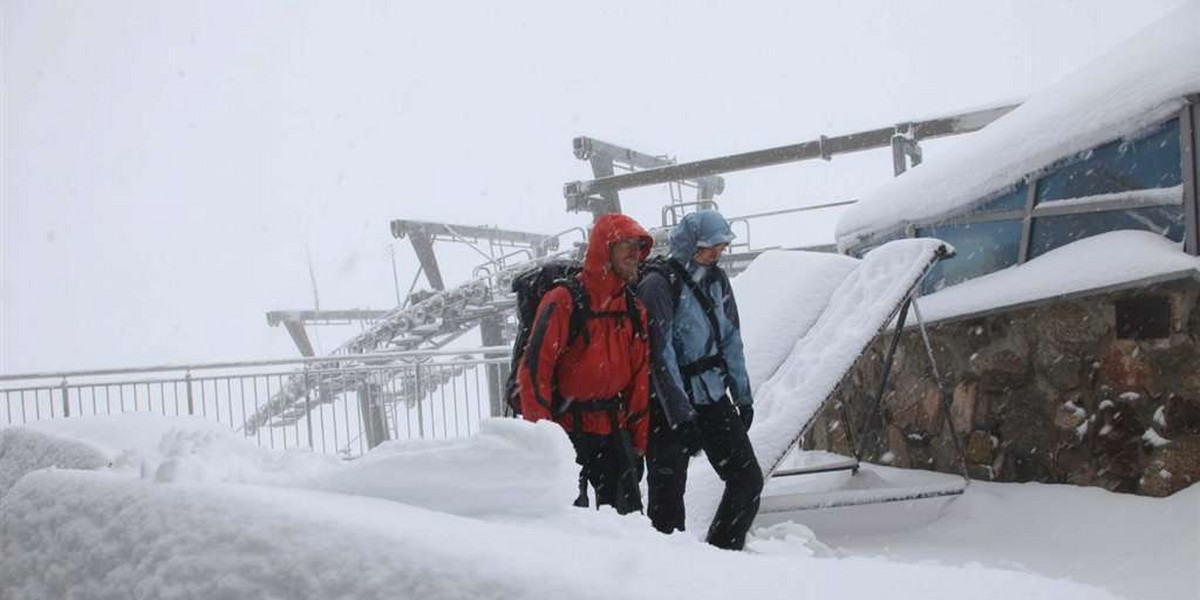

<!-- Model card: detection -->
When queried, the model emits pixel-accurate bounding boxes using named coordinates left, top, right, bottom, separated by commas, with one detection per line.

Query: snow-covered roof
left=915, top=230, right=1200, bottom=324
left=836, top=1, right=1200, bottom=247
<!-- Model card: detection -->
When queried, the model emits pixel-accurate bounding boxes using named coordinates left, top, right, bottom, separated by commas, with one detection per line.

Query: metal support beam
left=267, top=309, right=392, bottom=327
left=390, top=220, right=559, bottom=252
left=480, top=315, right=507, bottom=417
left=1018, top=178, right=1038, bottom=263
left=406, top=231, right=446, bottom=291
left=853, top=298, right=912, bottom=462
left=357, top=382, right=390, bottom=450
left=771, top=456, right=860, bottom=478
left=891, top=128, right=923, bottom=176
left=282, top=320, right=316, bottom=357
left=568, top=136, right=726, bottom=215
left=574, top=136, right=674, bottom=170
left=588, top=154, right=622, bottom=217
left=267, top=309, right=392, bottom=357
left=564, top=104, right=1018, bottom=202
left=1183, top=98, right=1200, bottom=256
left=390, top=220, right=561, bottom=289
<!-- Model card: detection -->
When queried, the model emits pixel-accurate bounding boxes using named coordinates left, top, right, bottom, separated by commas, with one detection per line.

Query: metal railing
left=0, top=348, right=512, bottom=458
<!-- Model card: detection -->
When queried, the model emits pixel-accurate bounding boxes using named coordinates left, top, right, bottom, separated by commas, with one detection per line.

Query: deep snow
left=3, top=413, right=1196, bottom=599
left=7, top=414, right=1184, bottom=600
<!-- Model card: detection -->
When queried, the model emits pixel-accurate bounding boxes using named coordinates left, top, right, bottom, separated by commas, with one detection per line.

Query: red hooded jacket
left=517, top=214, right=653, bottom=452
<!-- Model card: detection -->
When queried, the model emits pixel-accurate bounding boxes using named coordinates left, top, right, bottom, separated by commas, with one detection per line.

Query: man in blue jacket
left=638, top=210, right=762, bottom=550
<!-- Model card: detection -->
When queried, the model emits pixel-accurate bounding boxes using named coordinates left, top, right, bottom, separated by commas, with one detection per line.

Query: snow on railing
left=0, top=348, right=512, bottom=458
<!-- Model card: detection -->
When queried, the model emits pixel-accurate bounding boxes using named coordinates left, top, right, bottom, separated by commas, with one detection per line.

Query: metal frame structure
left=389, top=220, right=561, bottom=292
left=263, top=222, right=561, bottom=358
left=246, top=231, right=588, bottom=433
left=567, top=136, right=725, bottom=218
left=563, top=104, right=1018, bottom=207
left=769, top=245, right=970, bottom=508
left=265, top=310, right=392, bottom=358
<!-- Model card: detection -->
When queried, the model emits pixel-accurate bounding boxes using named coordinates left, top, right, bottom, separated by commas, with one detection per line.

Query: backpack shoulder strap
left=711, top=265, right=737, bottom=327
left=643, top=257, right=685, bottom=311
left=667, top=259, right=724, bottom=354
left=557, top=277, right=591, bottom=347
left=624, top=286, right=645, bottom=339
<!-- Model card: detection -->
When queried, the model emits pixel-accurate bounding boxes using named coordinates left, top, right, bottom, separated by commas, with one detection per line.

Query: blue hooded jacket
left=637, top=211, right=753, bottom=427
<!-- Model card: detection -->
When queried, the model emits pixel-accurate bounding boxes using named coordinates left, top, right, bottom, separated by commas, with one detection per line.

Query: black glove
left=737, top=405, right=754, bottom=432
left=676, top=419, right=704, bottom=457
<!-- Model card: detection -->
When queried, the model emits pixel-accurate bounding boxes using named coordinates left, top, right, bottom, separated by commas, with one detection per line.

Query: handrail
left=0, top=346, right=514, bottom=384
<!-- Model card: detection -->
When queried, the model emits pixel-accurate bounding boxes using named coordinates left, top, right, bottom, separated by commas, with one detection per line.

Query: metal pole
left=892, top=134, right=908, bottom=176
left=480, top=315, right=507, bottom=418
left=912, top=300, right=971, bottom=480
left=303, top=369, right=315, bottom=450
left=60, top=378, right=70, bottom=418
left=389, top=244, right=403, bottom=306
left=414, top=363, right=425, bottom=439
left=185, top=370, right=195, bottom=415
left=853, top=298, right=912, bottom=462
left=1182, top=100, right=1199, bottom=256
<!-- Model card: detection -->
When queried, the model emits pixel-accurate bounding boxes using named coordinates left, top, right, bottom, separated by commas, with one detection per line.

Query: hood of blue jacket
left=669, top=210, right=736, bottom=264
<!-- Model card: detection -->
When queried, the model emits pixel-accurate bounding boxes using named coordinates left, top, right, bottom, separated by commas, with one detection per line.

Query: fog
left=1, top=0, right=1185, bottom=373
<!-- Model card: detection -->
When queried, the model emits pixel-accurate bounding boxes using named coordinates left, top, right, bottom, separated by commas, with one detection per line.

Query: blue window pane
left=1029, top=205, right=1185, bottom=258
left=1035, top=118, right=1181, bottom=204
left=971, top=182, right=1028, bottom=214
left=915, top=220, right=1023, bottom=294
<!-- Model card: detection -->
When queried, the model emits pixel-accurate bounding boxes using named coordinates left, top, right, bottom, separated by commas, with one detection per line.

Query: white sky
left=0, top=0, right=1187, bottom=373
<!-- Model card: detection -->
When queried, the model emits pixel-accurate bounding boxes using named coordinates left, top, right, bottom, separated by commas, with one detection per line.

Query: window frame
left=1184, top=96, right=1200, bottom=255
left=848, top=100, right=1200, bottom=279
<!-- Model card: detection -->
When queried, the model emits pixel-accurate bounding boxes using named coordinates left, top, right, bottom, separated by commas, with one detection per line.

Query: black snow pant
left=569, top=432, right=643, bottom=515
left=647, top=398, right=764, bottom=550
left=647, top=401, right=690, bottom=533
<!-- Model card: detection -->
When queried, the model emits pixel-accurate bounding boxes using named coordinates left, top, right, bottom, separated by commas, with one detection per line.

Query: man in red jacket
left=518, top=213, right=652, bottom=514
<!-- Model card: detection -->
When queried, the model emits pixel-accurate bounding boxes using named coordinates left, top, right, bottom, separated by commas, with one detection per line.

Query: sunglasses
left=613, top=238, right=649, bottom=251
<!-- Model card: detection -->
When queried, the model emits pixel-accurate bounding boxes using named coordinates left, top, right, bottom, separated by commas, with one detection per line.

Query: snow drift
left=0, top=467, right=1123, bottom=600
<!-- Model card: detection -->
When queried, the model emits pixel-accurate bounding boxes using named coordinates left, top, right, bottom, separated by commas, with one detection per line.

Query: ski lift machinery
left=563, top=104, right=1019, bottom=513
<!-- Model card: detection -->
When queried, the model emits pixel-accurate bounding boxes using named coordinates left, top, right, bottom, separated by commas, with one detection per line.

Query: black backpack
left=504, top=260, right=644, bottom=416
left=639, top=256, right=733, bottom=316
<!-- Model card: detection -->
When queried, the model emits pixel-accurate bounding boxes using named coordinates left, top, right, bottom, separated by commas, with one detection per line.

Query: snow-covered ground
left=1, top=414, right=1195, bottom=599
left=815, top=480, right=1200, bottom=600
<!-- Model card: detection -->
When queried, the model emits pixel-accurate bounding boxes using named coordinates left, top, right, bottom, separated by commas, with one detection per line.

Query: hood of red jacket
left=582, top=214, right=652, bottom=299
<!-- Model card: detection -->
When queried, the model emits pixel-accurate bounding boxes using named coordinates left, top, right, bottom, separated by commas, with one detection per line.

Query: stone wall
left=802, top=277, right=1200, bottom=497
